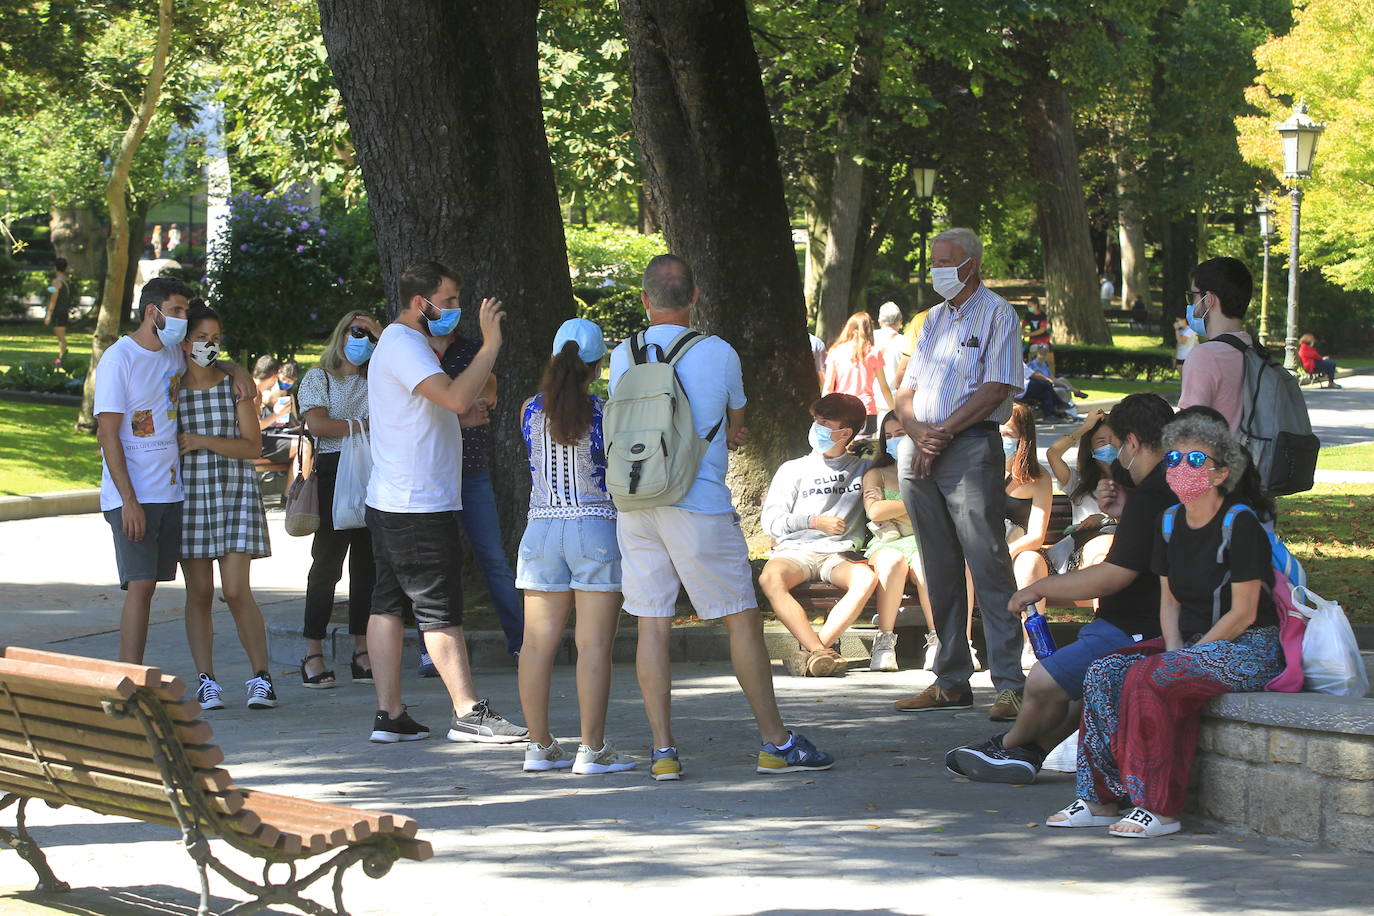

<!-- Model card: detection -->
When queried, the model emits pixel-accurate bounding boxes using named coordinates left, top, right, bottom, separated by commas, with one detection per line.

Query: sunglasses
left=347, top=326, right=377, bottom=344
left=1164, top=449, right=1215, bottom=469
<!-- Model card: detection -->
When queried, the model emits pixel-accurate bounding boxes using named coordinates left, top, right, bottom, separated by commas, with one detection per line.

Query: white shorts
left=616, top=506, right=756, bottom=619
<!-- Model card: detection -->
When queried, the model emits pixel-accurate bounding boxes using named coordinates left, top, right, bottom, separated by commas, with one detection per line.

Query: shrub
left=566, top=223, right=663, bottom=344
left=0, top=357, right=87, bottom=393
left=1052, top=345, right=1178, bottom=381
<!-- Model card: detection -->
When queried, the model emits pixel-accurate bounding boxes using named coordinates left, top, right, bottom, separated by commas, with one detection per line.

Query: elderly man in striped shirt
left=893, top=228, right=1026, bottom=721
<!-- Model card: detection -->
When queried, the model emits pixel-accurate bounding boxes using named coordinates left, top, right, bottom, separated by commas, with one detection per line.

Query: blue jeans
left=460, top=470, right=524, bottom=654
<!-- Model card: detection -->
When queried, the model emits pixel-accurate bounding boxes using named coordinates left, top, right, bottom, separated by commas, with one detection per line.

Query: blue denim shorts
left=516, top=516, right=622, bottom=593
left=1040, top=617, right=1143, bottom=700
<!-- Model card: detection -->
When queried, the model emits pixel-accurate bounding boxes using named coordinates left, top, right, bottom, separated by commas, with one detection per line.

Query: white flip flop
left=1109, top=807, right=1181, bottom=838
left=1045, top=798, right=1120, bottom=828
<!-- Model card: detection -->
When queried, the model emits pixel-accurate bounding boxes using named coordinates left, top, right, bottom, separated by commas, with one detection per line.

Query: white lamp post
left=1277, top=102, right=1324, bottom=370
left=913, top=166, right=937, bottom=309
left=1256, top=202, right=1273, bottom=343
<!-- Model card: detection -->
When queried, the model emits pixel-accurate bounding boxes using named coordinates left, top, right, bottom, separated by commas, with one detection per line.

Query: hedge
left=1050, top=344, right=1178, bottom=381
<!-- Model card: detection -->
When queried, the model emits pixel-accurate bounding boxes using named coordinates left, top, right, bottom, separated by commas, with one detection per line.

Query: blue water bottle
left=1023, top=605, right=1056, bottom=659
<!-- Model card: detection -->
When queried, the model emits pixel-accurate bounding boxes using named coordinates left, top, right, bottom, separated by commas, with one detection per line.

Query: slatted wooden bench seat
left=786, top=493, right=1097, bottom=626
left=0, top=646, right=431, bottom=916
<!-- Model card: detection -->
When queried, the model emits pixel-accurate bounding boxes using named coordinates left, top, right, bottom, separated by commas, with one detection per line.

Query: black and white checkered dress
left=179, top=377, right=271, bottom=560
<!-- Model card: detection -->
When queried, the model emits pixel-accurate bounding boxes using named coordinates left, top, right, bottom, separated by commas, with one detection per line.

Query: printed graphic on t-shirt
left=167, top=461, right=177, bottom=486
left=800, top=471, right=863, bottom=499
left=131, top=410, right=154, bottom=438
left=164, top=370, right=180, bottom=420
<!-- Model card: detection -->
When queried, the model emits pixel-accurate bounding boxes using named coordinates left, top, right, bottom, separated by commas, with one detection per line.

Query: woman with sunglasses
left=296, top=310, right=382, bottom=688
left=1051, top=407, right=1280, bottom=838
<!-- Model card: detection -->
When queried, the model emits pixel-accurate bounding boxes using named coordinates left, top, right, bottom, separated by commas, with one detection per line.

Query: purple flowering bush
left=205, top=188, right=382, bottom=363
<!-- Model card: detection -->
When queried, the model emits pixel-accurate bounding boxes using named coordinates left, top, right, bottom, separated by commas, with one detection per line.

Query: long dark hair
left=540, top=340, right=597, bottom=446
left=1007, top=403, right=1043, bottom=484
left=874, top=410, right=900, bottom=469
left=1071, top=418, right=1109, bottom=504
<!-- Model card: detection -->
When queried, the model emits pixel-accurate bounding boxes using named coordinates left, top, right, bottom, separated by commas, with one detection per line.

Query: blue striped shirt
left=898, top=284, right=1021, bottom=425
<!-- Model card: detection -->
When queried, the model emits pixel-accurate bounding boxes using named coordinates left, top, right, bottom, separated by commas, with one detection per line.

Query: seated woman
left=1002, top=403, right=1053, bottom=673
left=1298, top=333, right=1341, bottom=389
left=1036, top=409, right=1117, bottom=578
left=862, top=413, right=928, bottom=672
left=1048, top=408, right=1280, bottom=838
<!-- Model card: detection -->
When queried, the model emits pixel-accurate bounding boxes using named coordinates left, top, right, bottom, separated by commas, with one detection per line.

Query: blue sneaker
left=756, top=732, right=834, bottom=774
left=417, top=628, right=437, bottom=678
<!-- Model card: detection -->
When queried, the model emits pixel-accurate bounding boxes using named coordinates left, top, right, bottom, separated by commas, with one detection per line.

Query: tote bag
left=332, top=419, right=372, bottom=530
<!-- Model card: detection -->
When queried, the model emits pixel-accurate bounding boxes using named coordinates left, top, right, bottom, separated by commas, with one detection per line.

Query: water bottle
left=1023, top=605, right=1056, bottom=659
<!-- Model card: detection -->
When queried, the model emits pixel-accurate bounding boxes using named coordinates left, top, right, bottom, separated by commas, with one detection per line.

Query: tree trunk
left=318, top=0, right=575, bottom=551
left=814, top=0, right=884, bottom=342
left=1115, top=145, right=1149, bottom=310
left=619, top=0, right=818, bottom=533
left=77, top=0, right=173, bottom=432
left=1021, top=64, right=1112, bottom=345
left=800, top=167, right=830, bottom=329
left=48, top=208, right=106, bottom=298
left=1159, top=213, right=1194, bottom=346
left=637, top=181, right=659, bottom=235
left=122, top=202, right=148, bottom=323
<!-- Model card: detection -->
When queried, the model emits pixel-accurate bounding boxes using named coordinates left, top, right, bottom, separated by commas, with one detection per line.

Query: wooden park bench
left=0, top=646, right=431, bottom=916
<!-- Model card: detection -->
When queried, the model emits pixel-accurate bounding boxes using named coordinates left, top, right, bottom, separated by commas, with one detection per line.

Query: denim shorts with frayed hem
left=516, top=516, right=621, bottom=593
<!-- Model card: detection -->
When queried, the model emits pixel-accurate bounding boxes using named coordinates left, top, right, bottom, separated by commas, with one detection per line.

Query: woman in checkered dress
left=177, top=303, right=277, bottom=711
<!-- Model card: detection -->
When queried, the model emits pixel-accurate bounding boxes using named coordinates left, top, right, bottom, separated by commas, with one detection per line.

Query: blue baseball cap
left=552, top=318, right=607, bottom=363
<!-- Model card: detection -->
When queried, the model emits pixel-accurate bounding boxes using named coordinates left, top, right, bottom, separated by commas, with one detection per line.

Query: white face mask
left=930, top=256, right=972, bottom=301
left=189, top=340, right=220, bottom=368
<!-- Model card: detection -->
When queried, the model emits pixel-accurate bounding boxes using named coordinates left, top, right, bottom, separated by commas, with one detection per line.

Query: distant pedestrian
left=874, top=302, right=912, bottom=412
left=1099, top=275, right=1115, bottom=307
left=1298, top=333, right=1341, bottom=388
left=1173, top=317, right=1198, bottom=366
left=43, top=257, right=72, bottom=365
left=823, top=311, right=893, bottom=435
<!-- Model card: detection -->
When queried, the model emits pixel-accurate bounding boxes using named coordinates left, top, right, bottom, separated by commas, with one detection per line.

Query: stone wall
left=1192, top=692, right=1374, bottom=854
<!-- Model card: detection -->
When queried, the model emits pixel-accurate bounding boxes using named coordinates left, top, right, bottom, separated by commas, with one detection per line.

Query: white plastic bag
left=332, top=419, right=372, bottom=531
left=1294, top=586, right=1370, bottom=697
left=1042, top=731, right=1078, bottom=773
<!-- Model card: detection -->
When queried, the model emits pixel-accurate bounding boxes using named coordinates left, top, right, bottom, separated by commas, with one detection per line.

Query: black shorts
left=366, top=506, right=464, bottom=630
left=104, top=502, right=183, bottom=589
left=51, top=308, right=69, bottom=328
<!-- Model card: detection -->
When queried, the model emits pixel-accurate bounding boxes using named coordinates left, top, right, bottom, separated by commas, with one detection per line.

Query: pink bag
left=1264, top=568, right=1308, bottom=693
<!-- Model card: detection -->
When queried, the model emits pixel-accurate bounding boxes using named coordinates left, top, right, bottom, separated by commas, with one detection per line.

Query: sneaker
left=650, top=747, right=682, bottom=781
left=417, top=629, right=437, bottom=678
left=784, top=647, right=845, bottom=677
left=869, top=632, right=898, bottom=672
left=944, top=746, right=968, bottom=777
left=953, top=734, right=1044, bottom=784
left=989, top=689, right=1024, bottom=722
left=921, top=632, right=940, bottom=672
left=196, top=673, right=225, bottom=711
left=572, top=742, right=637, bottom=775
left=447, top=698, right=529, bottom=744
left=757, top=732, right=835, bottom=774
left=523, top=740, right=573, bottom=772
left=245, top=672, right=278, bottom=710
left=893, top=683, right=973, bottom=712
left=370, top=708, right=430, bottom=743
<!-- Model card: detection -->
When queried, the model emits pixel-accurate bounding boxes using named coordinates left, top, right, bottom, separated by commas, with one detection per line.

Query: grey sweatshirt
left=762, top=450, right=873, bottom=553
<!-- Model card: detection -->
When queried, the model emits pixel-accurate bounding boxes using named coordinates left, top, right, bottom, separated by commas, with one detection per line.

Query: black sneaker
left=447, top=698, right=529, bottom=744
left=953, top=734, right=1044, bottom=784
left=245, top=672, right=278, bottom=710
left=944, top=746, right=969, bottom=778
left=370, top=708, right=430, bottom=744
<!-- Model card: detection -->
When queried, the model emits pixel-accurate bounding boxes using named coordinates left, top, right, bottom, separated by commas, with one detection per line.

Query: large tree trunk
left=319, top=0, right=575, bottom=551
left=1115, top=144, right=1149, bottom=311
left=619, top=0, right=818, bottom=534
left=1159, top=213, right=1194, bottom=347
left=814, top=0, right=884, bottom=342
left=77, top=0, right=172, bottom=432
left=48, top=208, right=106, bottom=299
left=800, top=167, right=830, bottom=329
left=1021, top=63, right=1112, bottom=345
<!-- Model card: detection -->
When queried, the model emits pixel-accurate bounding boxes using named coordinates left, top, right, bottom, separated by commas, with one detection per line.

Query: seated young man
left=758, top=393, right=877, bottom=678
left=945, top=393, right=1177, bottom=782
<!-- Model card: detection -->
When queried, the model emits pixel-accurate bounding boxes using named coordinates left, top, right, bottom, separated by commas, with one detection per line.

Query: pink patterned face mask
left=1166, top=464, right=1214, bottom=503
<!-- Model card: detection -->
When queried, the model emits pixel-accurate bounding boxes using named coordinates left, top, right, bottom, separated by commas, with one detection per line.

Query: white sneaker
left=196, top=673, right=225, bottom=711
left=869, top=631, right=899, bottom=671
left=921, top=632, right=939, bottom=671
left=245, top=673, right=278, bottom=710
left=572, top=742, right=637, bottom=775
left=523, top=740, right=573, bottom=772
left=969, top=641, right=983, bottom=672
left=1021, top=639, right=1039, bottom=670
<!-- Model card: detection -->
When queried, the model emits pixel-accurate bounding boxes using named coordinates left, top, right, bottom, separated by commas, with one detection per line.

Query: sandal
left=351, top=650, right=373, bottom=684
left=1109, top=807, right=1181, bottom=838
left=299, top=654, right=336, bottom=689
left=1045, top=798, right=1120, bottom=828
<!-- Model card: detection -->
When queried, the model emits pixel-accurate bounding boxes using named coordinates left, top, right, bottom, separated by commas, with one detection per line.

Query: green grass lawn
left=1069, top=378, right=1180, bottom=403
left=1277, top=483, right=1374, bottom=622
left=0, top=325, right=93, bottom=372
left=0, top=401, right=101, bottom=495
left=1317, top=442, right=1374, bottom=472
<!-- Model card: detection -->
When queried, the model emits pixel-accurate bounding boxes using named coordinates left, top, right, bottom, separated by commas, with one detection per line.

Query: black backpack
left=1214, top=334, right=1320, bottom=496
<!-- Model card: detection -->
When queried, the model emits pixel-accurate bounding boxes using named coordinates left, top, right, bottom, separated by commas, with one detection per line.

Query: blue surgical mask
left=885, top=437, right=903, bottom=461
left=1091, top=444, right=1119, bottom=465
left=809, top=422, right=836, bottom=453
left=344, top=336, right=374, bottom=366
left=1002, top=437, right=1019, bottom=460
left=1185, top=297, right=1210, bottom=338
left=155, top=308, right=187, bottom=347
left=423, top=297, right=461, bottom=336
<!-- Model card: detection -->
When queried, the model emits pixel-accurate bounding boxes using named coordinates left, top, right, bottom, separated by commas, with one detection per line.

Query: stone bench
left=1192, top=653, right=1374, bottom=855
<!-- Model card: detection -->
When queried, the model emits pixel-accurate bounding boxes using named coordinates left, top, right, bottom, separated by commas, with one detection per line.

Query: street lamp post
left=1276, top=102, right=1325, bottom=370
left=912, top=166, right=937, bottom=310
left=1255, top=202, right=1273, bottom=344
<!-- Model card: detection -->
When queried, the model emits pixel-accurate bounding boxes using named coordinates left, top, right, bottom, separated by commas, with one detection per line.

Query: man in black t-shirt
left=948, top=393, right=1176, bottom=783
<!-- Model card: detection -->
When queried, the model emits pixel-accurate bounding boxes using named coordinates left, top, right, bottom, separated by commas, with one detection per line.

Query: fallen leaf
left=803, top=780, right=815, bottom=785
left=932, top=851, right=958, bottom=857
left=866, top=824, right=880, bottom=830
left=983, top=809, right=998, bottom=813
left=865, top=803, right=878, bottom=810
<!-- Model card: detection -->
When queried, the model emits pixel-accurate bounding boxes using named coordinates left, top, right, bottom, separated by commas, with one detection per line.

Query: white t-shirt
left=809, top=333, right=827, bottom=374
left=872, top=326, right=908, bottom=411
left=93, top=335, right=186, bottom=511
left=365, top=323, right=462, bottom=513
left=609, top=325, right=746, bottom=515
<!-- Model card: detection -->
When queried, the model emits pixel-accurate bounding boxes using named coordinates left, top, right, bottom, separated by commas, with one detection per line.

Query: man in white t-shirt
left=363, top=260, right=527, bottom=747
left=610, top=254, right=834, bottom=780
left=873, top=301, right=911, bottom=412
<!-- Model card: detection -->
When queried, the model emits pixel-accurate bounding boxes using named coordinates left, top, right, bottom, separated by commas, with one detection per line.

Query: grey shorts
left=104, top=502, right=183, bottom=590
left=769, top=548, right=851, bottom=585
